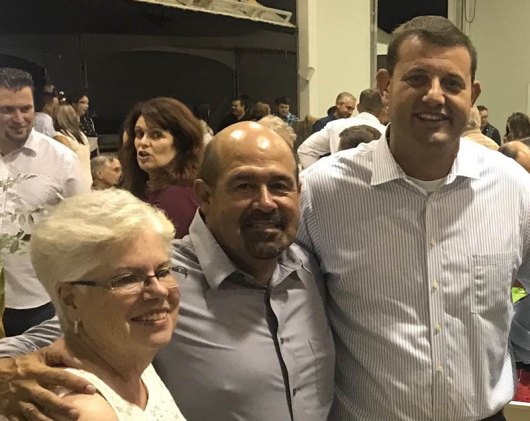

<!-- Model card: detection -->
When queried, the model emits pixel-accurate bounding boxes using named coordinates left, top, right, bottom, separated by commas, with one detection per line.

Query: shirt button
left=434, top=323, right=442, bottom=334
left=432, top=280, right=439, bottom=290
left=436, top=365, right=444, bottom=374
left=293, top=388, right=297, bottom=396
left=430, top=239, right=436, bottom=247
left=280, top=338, right=285, bottom=344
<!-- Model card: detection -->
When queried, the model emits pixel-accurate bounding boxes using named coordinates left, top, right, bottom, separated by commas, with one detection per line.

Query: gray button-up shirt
left=154, top=212, right=335, bottom=421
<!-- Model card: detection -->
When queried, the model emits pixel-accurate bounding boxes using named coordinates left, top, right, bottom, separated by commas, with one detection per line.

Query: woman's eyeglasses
left=70, top=266, right=187, bottom=295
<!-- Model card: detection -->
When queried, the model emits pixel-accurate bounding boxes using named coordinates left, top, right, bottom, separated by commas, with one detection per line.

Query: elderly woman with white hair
left=28, top=189, right=187, bottom=420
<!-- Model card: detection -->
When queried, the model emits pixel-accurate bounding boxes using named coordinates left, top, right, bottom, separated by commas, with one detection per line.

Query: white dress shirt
left=33, top=113, right=56, bottom=138
left=297, top=112, right=386, bottom=168
left=0, top=130, right=88, bottom=309
left=298, top=135, right=530, bottom=420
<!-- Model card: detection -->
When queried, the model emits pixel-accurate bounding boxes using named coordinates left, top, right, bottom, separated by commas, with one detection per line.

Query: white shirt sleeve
left=297, top=126, right=333, bottom=169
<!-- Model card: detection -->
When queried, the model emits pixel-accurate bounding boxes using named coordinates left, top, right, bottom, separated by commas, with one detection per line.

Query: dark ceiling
left=0, top=0, right=297, bottom=36
left=378, top=0, right=448, bottom=33
left=0, top=1, right=447, bottom=37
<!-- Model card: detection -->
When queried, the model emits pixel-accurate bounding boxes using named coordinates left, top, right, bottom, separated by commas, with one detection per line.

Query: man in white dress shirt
left=33, top=91, right=58, bottom=138
left=298, top=16, right=530, bottom=421
left=0, top=67, right=88, bottom=336
left=297, top=88, right=386, bottom=168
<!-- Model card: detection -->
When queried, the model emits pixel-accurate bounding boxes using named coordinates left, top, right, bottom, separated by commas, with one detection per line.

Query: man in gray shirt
left=0, top=121, right=334, bottom=421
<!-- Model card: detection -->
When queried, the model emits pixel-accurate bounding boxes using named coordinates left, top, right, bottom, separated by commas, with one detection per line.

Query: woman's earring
left=73, top=320, right=80, bottom=335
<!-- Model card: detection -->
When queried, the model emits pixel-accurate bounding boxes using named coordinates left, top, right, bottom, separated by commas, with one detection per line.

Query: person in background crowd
left=297, top=88, right=386, bottom=168
left=461, top=105, right=498, bottom=150
left=0, top=67, right=88, bottom=337
left=71, top=90, right=97, bottom=137
left=120, top=97, right=203, bottom=239
left=192, top=103, right=214, bottom=145
left=477, top=104, right=501, bottom=145
left=274, top=96, right=299, bottom=125
left=300, top=16, right=530, bottom=420
left=54, top=103, right=92, bottom=188
left=258, top=114, right=296, bottom=147
left=249, top=101, right=271, bottom=121
left=291, top=115, right=319, bottom=151
left=505, top=112, right=530, bottom=144
left=312, top=92, right=357, bottom=133
left=90, top=154, right=123, bottom=190
left=217, top=96, right=251, bottom=132
left=337, top=124, right=382, bottom=152
left=33, top=91, right=58, bottom=138
left=0, top=122, right=334, bottom=421
left=499, top=140, right=530, bottom=172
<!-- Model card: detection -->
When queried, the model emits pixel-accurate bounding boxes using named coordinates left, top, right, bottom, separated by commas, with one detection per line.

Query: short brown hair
left=338, top=125, right=382, bottom=151
left=386, top=15, right=477, bottom=81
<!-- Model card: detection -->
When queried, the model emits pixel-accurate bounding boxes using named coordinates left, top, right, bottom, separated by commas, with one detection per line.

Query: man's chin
left=244, top=238, right=288, bottom=260
left=6, top=131, right=30, bottom=144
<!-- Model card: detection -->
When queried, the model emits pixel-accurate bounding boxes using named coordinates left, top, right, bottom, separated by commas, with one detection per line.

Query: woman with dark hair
left=505, top=112, right=530, bottom=144
left=54, top=103, right=92, bottom=188
left=120, top=97, right=203, bottom=238
left=71, top=90, right=97, bottom=137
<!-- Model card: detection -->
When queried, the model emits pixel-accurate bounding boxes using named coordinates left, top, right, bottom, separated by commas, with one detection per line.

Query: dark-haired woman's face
left=133, top=116, right=176, bottom=173
left=74, top=96, right=89, bottom=116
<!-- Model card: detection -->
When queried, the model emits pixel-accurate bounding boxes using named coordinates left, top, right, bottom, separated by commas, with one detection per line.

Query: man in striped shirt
left=299, top=15, right=530, bottom=421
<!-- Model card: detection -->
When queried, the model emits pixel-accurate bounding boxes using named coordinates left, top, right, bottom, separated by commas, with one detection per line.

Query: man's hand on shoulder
left=0, top=339, right=95, bottom=420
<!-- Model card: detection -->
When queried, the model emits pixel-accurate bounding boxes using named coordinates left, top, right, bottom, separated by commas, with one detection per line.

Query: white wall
left=465, top=0, right=529, bottom=135
left=297, top=0, right=374, bottom=118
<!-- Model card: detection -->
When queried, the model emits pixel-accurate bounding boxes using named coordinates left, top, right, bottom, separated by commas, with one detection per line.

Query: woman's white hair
left=30, top=189, right=175, bottom=322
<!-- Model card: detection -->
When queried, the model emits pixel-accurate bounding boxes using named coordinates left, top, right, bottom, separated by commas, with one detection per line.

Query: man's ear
left=193, top=179, right=213, bottom=211
left=376, top=69, right=391, bottom=100
left=471, top=80, right=481, bottom=105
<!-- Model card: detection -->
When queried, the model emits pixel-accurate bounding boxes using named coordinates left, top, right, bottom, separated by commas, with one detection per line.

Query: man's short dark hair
left=507, top=112, right=530, bottom=140
left=35, top=91, right=57, bottom=112
left=232, top=96, right=247, bottom=110
left=386, top=15, right=478, bottom=81
left=0, top=67, right=34, bottom=91
left=338, top=125, right=382, bottom=151
left=358, top=88, right=383, bottom=115
left=477, top=105, right=488, bottom=112
left=274, top=96, right=291, bottom=106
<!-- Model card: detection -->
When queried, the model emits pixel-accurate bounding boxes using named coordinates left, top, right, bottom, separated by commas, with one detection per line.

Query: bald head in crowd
left=499, top=141, right=530, bottom=172
left=199, top=121, right=298, bottom=188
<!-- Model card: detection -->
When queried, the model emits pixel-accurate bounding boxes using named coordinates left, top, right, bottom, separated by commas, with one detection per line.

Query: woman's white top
left=60, top=364, right=186, bottom=420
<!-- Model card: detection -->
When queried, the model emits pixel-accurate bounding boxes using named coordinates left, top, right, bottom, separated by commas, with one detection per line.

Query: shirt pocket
left=308, top=338, right=335, bottom=406
left=470, top=253, right=515, bottom=316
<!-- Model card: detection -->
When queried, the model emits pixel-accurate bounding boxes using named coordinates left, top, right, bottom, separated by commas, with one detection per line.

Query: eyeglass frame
left=69, top=265, right=188, bottom=295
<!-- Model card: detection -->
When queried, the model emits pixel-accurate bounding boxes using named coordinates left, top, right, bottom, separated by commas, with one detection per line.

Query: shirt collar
left=370, top=126, right=480, bottom=187
left=188, top=211, right=239, bottom=290
left=188, top=210, right=303, bottom=290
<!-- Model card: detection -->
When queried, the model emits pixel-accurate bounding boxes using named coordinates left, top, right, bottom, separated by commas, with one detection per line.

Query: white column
left=297, top=0, right=375, bottom=119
